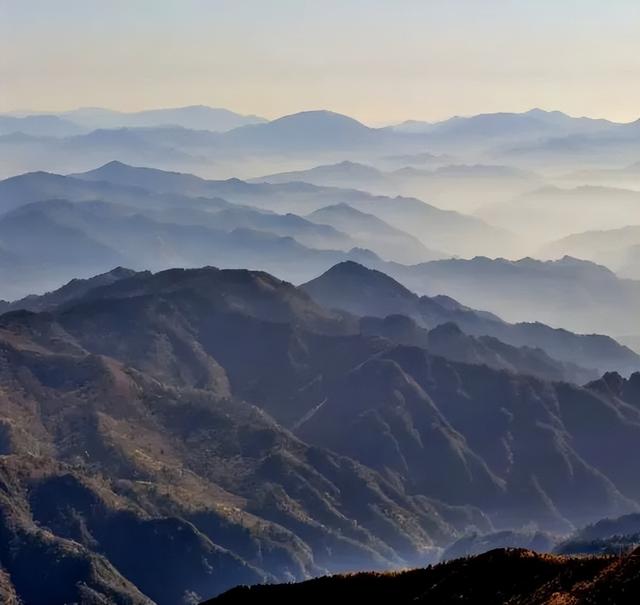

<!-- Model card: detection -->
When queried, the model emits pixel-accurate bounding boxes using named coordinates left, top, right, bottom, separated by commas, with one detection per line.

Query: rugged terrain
left=0, top=264, right=640, bottom=602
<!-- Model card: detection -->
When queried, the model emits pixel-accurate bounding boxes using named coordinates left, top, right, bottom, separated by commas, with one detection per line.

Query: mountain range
left=252, top=160, right=541, bottom=212
left=1, top=262, right=640, bottom=602
left=2, top=102, right=640, bottom=604
left=543, top=225, right=640, bottom=280
left=380, top=255, right=640, bottom=340
left=302, top=261, right=640, bottom=375
left=1, top=162, right=639, bottom=347
left=73, top=161, right=513, bottom=256
left=6, top=106, right=266, bottom=134
left=4, top=106, right=640, bottom=180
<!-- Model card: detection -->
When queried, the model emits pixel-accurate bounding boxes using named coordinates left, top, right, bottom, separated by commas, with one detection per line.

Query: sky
left=2, top=0, right=640, bottom=124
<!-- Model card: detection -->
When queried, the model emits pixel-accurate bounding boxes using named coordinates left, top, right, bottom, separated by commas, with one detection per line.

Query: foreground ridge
left=206, top=547, right=640, bottom=604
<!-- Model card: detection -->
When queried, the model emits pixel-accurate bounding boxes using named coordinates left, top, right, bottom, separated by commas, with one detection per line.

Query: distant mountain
left=426, top=111, right=550, bottom=138
left=0, top=199, right=125, bottom=269
left=379, top=151, right=455, bottom=168
left=21, top=105, right=267, bottom=132
left=218, top=110, right=397, bottom=152
left=206, top=547, right=640, bottom=604
left=360, top=318, right=594, bottom=384
left=2, top=166, right=638, bottom=339
left=190, top=205, right=356, bottom=251
left=3, top=107, right=640, bottom=182
left=391, top=109, right=618, bottom=147
left=478, top=185, right=640, bottom=245
left=543, top=225, right=640, bottom=278
left=499, top=126, right=640, bottom=171
left=75, top=162, right=514, bottom=257
left=64, top=127, right=205, bottom=164
left=252, top=160, right=392, bottom=190
left=252, top=160, right=540, bottom=213
left=619, top=245, right=640, bottom=281
left=390, top=164, right=541, bottom=212
left=383, top=255, right=640, bottom=340
left=307, top=203, right=443, bottom=263
left=0, top=109, right=429, bottom=177
left=440, top=530, right=556, bottom=562
left=0, top=127, right=206, bottom=176
left=0, top=198, right=380, bottom=297
left=561, top=160, right=640, bottom=188
left=0, top=167, right=251, bottom=215
left=0, top=114, right=85, bottom=137
left=302, top=261, right=640, bottom=375
left=386, top=110, right=640, bottom=172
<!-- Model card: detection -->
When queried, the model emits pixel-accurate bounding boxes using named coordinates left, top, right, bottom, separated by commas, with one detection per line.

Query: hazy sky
left=2, top=0, right=640, bottom=124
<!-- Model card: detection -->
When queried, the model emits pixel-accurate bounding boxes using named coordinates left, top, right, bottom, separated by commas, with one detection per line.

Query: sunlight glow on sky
left=2, top=0, right=640, bottom=124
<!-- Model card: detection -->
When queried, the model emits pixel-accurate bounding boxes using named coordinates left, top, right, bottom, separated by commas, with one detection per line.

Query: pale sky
left=2, top=0, right=640, bottom=124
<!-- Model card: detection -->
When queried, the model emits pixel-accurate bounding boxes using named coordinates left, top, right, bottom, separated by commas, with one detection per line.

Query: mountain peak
left=272, top=109, right=369, bottom=127
left=429, top=321, right=465, bottom=339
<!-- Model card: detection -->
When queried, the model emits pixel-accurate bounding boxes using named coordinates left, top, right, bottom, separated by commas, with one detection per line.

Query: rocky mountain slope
left=1, top=264, right=640, bottom=603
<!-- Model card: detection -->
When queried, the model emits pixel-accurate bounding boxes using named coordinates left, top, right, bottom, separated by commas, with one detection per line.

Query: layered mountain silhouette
left=253, top=160, right=540, bottom=212
left=73, top=161, right=513, bottom=256
left=3, top=106, right=266, bottom=133
left=59, top=105, right=266, bottom=131
left=302, top=261, right=640, bottom=375
left=543, top=225, right=640, bottom=280
left=0, top=114, right=85, bottom=137
left=3, top=106, right=640, bottom=184
left=2, top=102, right=640, bottom=604
left=380, top=255, right=640, bottom=338
left=307, top=203, right=444, bottom=263
left=0, top=197, right=375, bottom=298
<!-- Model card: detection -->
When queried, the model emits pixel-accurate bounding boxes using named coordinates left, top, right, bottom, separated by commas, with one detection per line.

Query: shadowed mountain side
left=296, top=344, right=640, bottom=531
left=0, top=266, right=139, bottom=314
left=302, top=262, right=640, bottom=375
left=205, top=547, right=640, bottom=605
left=2, top=265, right=640, bottom=601
left=360, top=317, right=595, bottom=384
left=3, top=267, right=640, bottom=532
left=0, top=294, right=485, bottom=601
